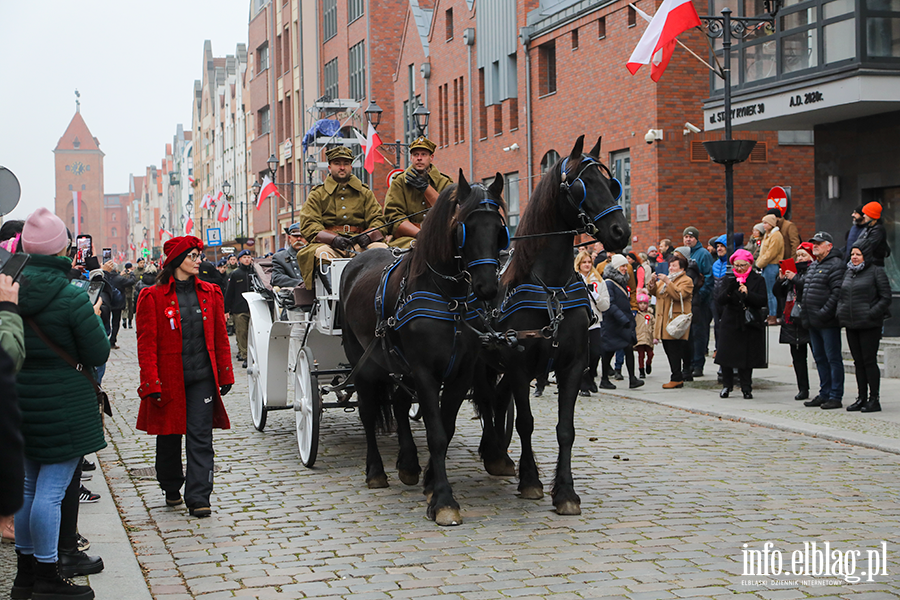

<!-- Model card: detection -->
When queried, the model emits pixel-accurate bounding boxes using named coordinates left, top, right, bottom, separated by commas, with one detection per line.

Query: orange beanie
left=862, top=201, right=882, bottom=220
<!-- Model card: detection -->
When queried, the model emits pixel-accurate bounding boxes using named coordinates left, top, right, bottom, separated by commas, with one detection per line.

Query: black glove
left=405, top=171, right=429, bottom=191
left=356, top=233, right=372, bottom=249
left=219, top=384, right=232, bottom=396
left=331, top=235, right=351, bottom=252
left=148, top=392, right=161, bottom=400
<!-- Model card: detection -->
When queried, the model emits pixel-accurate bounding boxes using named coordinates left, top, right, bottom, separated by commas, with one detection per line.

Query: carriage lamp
left=267, top=154, right=279, bottom=177
left=413, top=104, right=430, bottom=136
left=365, top=100, right=383, bottom=130
left=222, top=180, right=231, bottom=197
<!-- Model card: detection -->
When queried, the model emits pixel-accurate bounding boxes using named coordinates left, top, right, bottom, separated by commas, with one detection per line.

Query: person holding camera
left=295, top=147, right=389, bottom=289
left=383, top=136, right=453, bottom=249
left=136, top=236, right=233, bottom=518
left=647, top=254, right=694, bottom=389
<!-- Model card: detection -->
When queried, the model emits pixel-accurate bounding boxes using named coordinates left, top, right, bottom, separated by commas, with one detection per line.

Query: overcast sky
left=0, top=0, right=250, bottom=221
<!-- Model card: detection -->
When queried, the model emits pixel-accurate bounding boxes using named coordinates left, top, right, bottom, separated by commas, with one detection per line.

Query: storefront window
left=879, top=187, right=900, bottom=291
left=867, top=18, right=900, bottom=57
left=824, top=0, right=854, bottom=17
left=744, top=40, right=777, bottom=81
left=782, top=28, right=819, bottom=72
left=824, top=20, right=856, bottom=63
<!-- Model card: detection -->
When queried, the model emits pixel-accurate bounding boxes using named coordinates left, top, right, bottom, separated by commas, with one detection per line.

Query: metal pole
left=723, top=8, right=734, bottom=256
left=290, top=181, right=295, bottom=226
left=395, top=140, right=401, bottom=169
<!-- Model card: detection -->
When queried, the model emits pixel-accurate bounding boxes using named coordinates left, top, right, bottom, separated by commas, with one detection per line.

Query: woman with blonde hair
left=574, top=249, right=608, bottom=395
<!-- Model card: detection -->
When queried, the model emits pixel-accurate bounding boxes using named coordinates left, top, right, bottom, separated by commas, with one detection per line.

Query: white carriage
left=242, top=256, right=354, bottom=467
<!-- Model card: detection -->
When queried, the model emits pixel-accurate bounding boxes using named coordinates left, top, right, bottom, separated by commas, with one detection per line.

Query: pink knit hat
left=636, top=293, right=650, bottom=303
left=22, top=207, right=69, bottom=256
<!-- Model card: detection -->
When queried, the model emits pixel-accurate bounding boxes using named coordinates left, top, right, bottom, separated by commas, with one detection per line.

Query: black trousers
left=601, top=345, right=636, bottom=381
left=156, top=378, right=217, bottom=509
left=722, top=367, right=753, bottom=393
left=846, top=327, right=882, bottom=398
left=661, top=339, right=690, bottom=382
left=790, top=342, right=809, bottom=393
left=582, top=328, right=603, bottom=389
left=109, top=309, right=122, bottom=345
left=58, top=458, right=83, bottom=552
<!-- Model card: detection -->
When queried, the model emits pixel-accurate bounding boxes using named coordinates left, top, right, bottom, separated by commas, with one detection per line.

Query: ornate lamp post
left=364, top=99, right=430, bottom=168
left=700, top=0, right=783, bottom=254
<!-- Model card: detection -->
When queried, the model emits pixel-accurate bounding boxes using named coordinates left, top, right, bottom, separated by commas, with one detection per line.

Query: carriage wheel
left=294, top=347, right=320, bottom=467
left=247, top=321, right=267, bottom=432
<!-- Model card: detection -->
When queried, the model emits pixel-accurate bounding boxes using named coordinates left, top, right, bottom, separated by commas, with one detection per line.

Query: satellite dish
left=0, top=167, right=22, bottom=217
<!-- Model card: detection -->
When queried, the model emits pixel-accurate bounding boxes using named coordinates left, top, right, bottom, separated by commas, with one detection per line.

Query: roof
left=54, top=111, right=103, bottom=152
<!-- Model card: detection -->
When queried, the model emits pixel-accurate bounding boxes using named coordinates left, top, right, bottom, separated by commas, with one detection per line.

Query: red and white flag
left=626, top=0, right=700, bottom=82
left=216, top=200, right=232, bottom=222
left=200, top=193, right=212, bottom=209
left=130, top=243, right=136, bottom=252
left=364, top=122, right=384, bottom=174
left=159, top=227, right=173, bottom=241
left=216, top=190, right=224, bottom=204
left=256, top=175, right=279, bottom=210
left=185, top=216, right=194, bottom=234
left=72, top=191, right=82, bottom=236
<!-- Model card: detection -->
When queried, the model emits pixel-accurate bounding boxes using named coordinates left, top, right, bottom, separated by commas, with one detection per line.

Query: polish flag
left=364, top=122, right=384, bottom=174
left=200, top=193, right=212, bottom=209
left=72, top=191, right=82, bottom=236
left=216, top=190, right=224, bottom=204
left=159, top=227, right=173, bottom=241
left=217, top=200, right=232, bottom=222
left=185, top=216, right=194, bottom=234
left=626, top=0, right=701, bottom=82
left=256, top=175, right=279, bottom=210
left=130, top=243, right=136, bottom=252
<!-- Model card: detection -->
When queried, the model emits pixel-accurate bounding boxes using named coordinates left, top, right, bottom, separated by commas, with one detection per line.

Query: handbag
left=743, top=305, right=765, bottom=329
left=665, top=289, right=692, bottom=339
left=24, top=317, right=113, bottom=418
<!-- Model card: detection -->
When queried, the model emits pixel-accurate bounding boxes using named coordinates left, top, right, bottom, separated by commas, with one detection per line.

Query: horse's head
left=559, top=135, right=631, bottom=252
left=454, top=169, right=508, bottom=301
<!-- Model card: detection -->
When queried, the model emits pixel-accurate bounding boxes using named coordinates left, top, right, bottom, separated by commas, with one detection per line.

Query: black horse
left=473, top=135, right=631, bottom=515
left=340, top=171, right=508, bottom=526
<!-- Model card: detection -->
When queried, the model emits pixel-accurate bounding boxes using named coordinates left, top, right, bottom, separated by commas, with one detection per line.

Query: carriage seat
left=251, top=257, right=315, bottom=311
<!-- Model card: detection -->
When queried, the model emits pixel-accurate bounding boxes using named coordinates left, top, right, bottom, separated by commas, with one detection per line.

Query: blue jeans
left=762, top=263, right=779, bottom=318
left=15, top=456, right=80, bottom=562
left=808, top=327, right=844, bottom=401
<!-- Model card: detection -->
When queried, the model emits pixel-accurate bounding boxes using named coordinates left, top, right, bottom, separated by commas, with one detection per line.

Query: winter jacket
left=599, top=267, right=636, bottom=352
left=198, top=261, right=226, bottom=294
left=174, top=278, right=215, bottom=385
left=134, top=270, right=157, bottom=302
left=800, top=249, right=845, bottom=330
left=104, top=270, right=133, bottom=311
left=271, top=247, right=305, bottom=288
left=688, top=243, right=714, bottom=305
left=712, top=255, right=729, bottom=280
left=774, top=261, right=810, bottom=346
left=648, top=270, right=693, bottom=341
left=581, top=270, right=609, bottom=330
left=15, top=254, right=110, bottom=464
left=777, top=217, right=801, bottom=259
left=0, top=347, right=23, bottom=516
left=0, top=301, right=24, bottom=372
left=756, top=227, right=785, bottom=269
left=846, top=223, right=864, bottom=252
left=224, top=264, right=251, bottom=314
left=635, top=309, right=655, bottom=346
left=836, top=262, right=892, bottom=330
left=854, top=220, right=891, bottom=267
left=135, top=276, right=233, bottom=435
left=714, top=271, right=768, bottom=369
left=745, top=237, right=762, bottom=261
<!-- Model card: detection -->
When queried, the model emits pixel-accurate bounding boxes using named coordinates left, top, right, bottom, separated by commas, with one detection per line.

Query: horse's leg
left=358, top=373, right=390, bottom=489
left=476, top=370, right=516, bottom=476
left=392, top=382, right=421, bottom=486
left=512, top=370, right=544, bottom=500
left=552, top=358, right=583, bottom=515
left=414, top=369, right=462, bottom=526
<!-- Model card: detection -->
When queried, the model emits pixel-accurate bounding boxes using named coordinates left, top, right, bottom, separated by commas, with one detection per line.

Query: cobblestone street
left=4, top=326, right=900, bottom=599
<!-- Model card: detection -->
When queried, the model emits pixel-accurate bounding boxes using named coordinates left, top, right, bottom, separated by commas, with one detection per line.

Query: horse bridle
left=454, top=193, right=510, bottom=271
left=559, top=155, right=623, bottom=235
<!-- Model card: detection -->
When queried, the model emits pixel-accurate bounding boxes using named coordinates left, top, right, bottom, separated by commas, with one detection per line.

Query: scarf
left=735, top=269, right=750, bottom=284
left=847, top=260, right=866, bottom=273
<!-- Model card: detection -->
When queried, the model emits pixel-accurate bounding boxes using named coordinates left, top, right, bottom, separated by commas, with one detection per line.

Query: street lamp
left=365, top=99, right=432, bottom=168
left=412, top=104, right=430, bottom=137
left=305, top=155, right=317, bottom=184
left=365, top=100, right=383, bottom=129
left=267, top=154, right=278, bottom=177
left=700, top=2, right=783, bottom=255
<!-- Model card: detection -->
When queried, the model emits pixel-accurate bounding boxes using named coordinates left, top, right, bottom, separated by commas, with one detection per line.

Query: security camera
left=683, top=122, right=702, bottom=135
left=644, top=129, right=662, bottom=144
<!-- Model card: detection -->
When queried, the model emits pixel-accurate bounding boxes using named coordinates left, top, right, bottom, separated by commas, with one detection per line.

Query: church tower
left=54, top=91, right=105, bottom=245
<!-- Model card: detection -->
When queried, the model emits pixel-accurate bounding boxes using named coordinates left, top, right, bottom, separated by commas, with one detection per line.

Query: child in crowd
left=635, top=293, right=655, bottom=378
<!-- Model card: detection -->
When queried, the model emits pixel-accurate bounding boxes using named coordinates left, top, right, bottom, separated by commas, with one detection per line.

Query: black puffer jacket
left=774, top=261, right=810, bottom=345
left=836, top=263, right=892, bottom=330
left=175, top=278, right=214, bottom=385
left=854, top=221, right=891, bottom=267
left=801, top=249, right=845, bottom=330
left=599, top=267, right=636, bottom=353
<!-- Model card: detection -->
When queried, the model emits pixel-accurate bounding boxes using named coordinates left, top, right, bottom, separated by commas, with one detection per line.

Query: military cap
left=284, top=222, right=301, bottom=235
left=325, top=146, right=353, bottom=162
left=409, top=136, right=436, bottom=153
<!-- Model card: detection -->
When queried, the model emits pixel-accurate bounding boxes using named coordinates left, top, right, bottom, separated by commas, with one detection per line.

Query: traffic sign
left=766, top=186, right=790, bottom=216
left=386, top=168, right=404, bottom=188
left=206, top=227, right=222, bottom=247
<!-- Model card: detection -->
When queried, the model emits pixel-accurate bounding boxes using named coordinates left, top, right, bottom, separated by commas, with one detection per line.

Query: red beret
left=162, top=236, right=203, bottom=268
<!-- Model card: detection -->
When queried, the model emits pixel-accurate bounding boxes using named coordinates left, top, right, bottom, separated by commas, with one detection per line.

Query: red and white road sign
left=767, top=186, right=788, bottom=216
left=386, top=168, right=404, bottom=188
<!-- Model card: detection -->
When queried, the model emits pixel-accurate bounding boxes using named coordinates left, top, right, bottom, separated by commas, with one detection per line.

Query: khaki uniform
left=384, top=165, right=453, bottom=249
left=296, top=174, right=387, bottom=285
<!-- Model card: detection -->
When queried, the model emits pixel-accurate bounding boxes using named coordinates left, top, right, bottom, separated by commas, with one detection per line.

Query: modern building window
left=628, top=6, right=636, bottom=27
left=539, top=41, right=556, bottom=95
left=540, top=150, right=560, bottom=174
left=324, top=58, right=339, bottom=100
left=598, top=16, right=606, bottom=39
left=509, top=97, right=518, bottom=131
left=458, top=76, right=464, bottom=141
left=572, top=28, right=579, bottom=49
left=258, top=107, right=270, bottom=135
left=323, top=0, right=337, bottom=40
left=610, top=150, right=631, bottom=222
left=446, top=8, right=454, bottom=40
left=493, top=104, right=503, bottom=136
left=867, top=16, right=900, bottom=57
left=348, top=0, right=364, bottom=23
left=478, top=68, right=488, bottom=139
left=505, top=172, right=520, bottom=229
left=778, top=130, right=815, bottom=145
left=348, top=40, right=366, bottom=101
left=257, top=43, right=269, bottom=72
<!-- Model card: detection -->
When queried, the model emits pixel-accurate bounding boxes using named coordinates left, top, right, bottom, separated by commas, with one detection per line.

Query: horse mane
left=501, top=157, right=565, bottom=286
left=408, top=182, right=506, bottom=280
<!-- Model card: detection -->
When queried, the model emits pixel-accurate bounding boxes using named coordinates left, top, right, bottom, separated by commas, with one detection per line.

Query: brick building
left=54, top=105, right=106, bottom=246
left=102, top=193, right=129, bottom=259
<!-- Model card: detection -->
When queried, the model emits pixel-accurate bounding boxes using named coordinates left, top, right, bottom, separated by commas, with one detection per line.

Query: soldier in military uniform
left=383, top=136, right=453, bottom=248
left=270, top=223, right=306, bottom=288
left=296, top=146, right=388, bottom=287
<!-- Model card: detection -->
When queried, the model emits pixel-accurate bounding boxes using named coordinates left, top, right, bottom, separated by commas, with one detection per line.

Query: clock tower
left=54, top=96, right=105, bottom=246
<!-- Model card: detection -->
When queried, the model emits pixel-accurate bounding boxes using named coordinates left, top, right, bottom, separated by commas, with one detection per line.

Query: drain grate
left=130, top=465, right=227, bottom=479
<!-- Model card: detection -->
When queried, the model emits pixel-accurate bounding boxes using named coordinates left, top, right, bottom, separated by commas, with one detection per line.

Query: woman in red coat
left=136, top=236, right=234, bottom=518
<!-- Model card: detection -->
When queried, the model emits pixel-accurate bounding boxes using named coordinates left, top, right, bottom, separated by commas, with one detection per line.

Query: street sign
left=221, top=246, right=235, bottom=254
left=386, top=168, right=404, bottom=188
left=206, top=227, right=222, bottom=247
left=766, top=186, right=790, bottom=216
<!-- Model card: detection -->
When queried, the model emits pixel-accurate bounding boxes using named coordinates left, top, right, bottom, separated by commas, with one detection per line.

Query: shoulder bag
left=665, top=289, right=692, bottom=339
left=24, top=317, right=113, bottom=418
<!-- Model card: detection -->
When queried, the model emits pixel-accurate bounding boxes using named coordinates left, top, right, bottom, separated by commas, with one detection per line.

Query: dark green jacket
left=16, top=254, right=110, bottom=463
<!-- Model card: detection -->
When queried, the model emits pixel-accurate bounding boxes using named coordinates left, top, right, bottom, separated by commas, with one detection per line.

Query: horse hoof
left=519, top=486, right=544, bottom=500
left=434, top=507, right=462, bottom=526
left=424, top=490, right=433, bottom=504
left=484, top=456, right=516, bottom=477
left=398, top=470, right=420, bottom=486
left=555, top=500, right=582, bottom=515
left=367, top=475, right=389, bottom=489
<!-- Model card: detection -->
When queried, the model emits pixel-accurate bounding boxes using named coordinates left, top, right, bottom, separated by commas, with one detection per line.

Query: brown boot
left=662, top=381, right=684, bottom=389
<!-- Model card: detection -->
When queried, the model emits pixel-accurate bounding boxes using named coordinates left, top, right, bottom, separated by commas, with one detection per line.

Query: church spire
left=75, top=89, right=80, bottom=113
